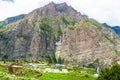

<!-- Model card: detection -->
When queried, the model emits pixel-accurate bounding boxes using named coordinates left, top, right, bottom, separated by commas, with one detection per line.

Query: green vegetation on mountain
left=103, top=34, right=116, bottom=44
left=80, top=19, right=103, bottom=28
left=61, top=16, right=70, bottom=26
left=61, top=16, right=76, bottom=29
left=40, top=18, right=53, bottom=36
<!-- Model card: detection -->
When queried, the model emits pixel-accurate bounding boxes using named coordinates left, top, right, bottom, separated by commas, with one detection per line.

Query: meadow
left=0, top=61, right=97, bottom=80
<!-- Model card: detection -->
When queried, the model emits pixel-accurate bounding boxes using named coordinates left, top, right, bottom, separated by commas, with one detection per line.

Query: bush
left=97, top=64, right=120, bottom=80
left=84, top=74, right=89, bottom=78
left=68, top=26, right=75, bottom=30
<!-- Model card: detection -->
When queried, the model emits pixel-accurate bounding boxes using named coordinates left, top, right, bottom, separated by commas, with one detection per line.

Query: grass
left=24, top=72, right=38, bottom=78
left=39, top=72, right=96, bottom=80
left=0, top=61, right=97, bottom=80
left=0, top=69, right=96, bottom=80
left=0, top=67, right=6, bottom=72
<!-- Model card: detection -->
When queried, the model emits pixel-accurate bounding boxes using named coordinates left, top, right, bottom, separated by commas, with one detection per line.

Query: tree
left=97, top=64, right=120, bottom=80
left=2, top=55, right=8, bottom=64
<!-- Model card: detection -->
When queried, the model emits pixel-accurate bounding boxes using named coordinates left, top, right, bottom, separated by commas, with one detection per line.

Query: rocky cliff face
left=0, top=2, right=120, bottom=66
left=60, top=19, right=120, bottom=66
left=0, top=2, right=83, bottom=60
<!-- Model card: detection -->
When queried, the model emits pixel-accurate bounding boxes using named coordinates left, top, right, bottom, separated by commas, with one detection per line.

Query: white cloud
left=0, top=0, right=120, bottom=26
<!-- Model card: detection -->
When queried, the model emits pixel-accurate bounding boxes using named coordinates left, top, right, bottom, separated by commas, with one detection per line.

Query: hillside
left=0, top=2, right=120, bottom=66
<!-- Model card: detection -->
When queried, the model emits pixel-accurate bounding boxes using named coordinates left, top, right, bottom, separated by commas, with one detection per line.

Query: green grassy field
left=39, top=72, right=96, bottom=80
left=0, top=61, right=97, bottom=80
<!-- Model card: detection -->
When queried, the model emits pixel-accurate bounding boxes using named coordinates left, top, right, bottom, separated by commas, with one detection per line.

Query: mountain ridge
left=0, top=14, right=26, bottom=28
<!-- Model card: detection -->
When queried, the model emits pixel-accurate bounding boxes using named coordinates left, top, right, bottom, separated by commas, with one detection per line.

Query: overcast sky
left=0, top=0, right=120, bottom=26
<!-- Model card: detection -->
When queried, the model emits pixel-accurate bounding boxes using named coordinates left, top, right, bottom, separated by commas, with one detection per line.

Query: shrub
left=46, top=54, right=64, bottom=64
left=68, top=26, right=75, bottom=30
left=84, top=74, right=89, bottom=78
left=97, top=64, right=120, bottom=80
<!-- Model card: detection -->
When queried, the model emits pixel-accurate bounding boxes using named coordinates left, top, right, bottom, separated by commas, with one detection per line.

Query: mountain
left=103, top=23, right=120, bottom=36
left=0, top=2, right=83, bottom=60
left=0, top=14, right=26, bottom=28
left=0, top=2, right=120, bottom=66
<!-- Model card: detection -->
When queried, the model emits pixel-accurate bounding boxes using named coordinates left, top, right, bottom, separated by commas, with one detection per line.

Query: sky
left=0, top=0, right=120, bottom=26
